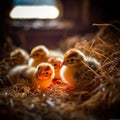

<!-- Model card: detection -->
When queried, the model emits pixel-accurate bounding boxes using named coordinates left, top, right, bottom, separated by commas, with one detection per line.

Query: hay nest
left=0, top=21, right=120, bottom=120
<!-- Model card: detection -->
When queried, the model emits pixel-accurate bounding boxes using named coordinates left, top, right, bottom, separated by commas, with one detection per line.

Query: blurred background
left=0, top=0, right=120, bottom=59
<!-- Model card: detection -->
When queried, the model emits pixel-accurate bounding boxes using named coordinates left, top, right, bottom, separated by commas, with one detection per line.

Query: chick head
left=63, top=49, right=86, bottom=67
left=35, top=62, right=54, bottom=80
left=30, top=45, right=49, bottom=60
left=10, top=48, right=29, bottom=65
left=48, top=57, right=63, bottom=71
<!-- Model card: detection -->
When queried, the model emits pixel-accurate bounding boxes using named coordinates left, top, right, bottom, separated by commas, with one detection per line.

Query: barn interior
left=0, top=0, right=120, bottom=120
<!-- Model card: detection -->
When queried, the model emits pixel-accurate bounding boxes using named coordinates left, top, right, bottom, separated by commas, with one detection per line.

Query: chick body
left=29, top=45, right=64, bottom=67
left=84, top=56, right=101, bottom=69
left=60, top=48, right=101, bottom=89
left=8, top=63, right=55, bottom=90
left=29, top=45, right=49, bottom=67
left=32, top=62, right=55, bottom=90
left=60, top=49, right=86, bottom=89
left=10, top=48, right=29, bottom=67
left=8, top=65, right=35, bottom=85
left=60, top=65, right=83, bottom=87
left=48, top=56, right=63, bottom=80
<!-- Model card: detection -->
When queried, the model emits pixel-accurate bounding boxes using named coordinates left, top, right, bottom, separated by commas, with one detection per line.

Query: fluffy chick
left=10, top=48, right=29, bottom=67
left=8, top=63, right=54, bottom=90
left=29, top=45, right=49, bottom=67
left=60, top=49, right=86, bottom=89
left=60, top=48, right=101, bottom=90
left=84, top=55, right=101, bottom=70
left=48, top=56, right=63, bottom=81
left=29, top=45, right=63, bottom=67
left=8, top=65, right=35, bottom=85
left=33, top=62, right=55, bottom=90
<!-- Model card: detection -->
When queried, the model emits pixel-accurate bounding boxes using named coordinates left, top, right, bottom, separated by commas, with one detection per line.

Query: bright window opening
left=10, top=5, right=59, bottom=19
left=9, top=0, right=61, bottom=19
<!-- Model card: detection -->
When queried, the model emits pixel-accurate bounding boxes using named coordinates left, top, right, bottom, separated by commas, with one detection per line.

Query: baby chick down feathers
left=10, top=48, right=29, bottom=67
left=60, top=49, right=86, bottom=88
left=8, top=62, right=54, bottom=90
left=33, top=62, right=55, bottom=90
left=29, top=45, right=49, bottom=67
left=29, top=45, right=63, bottom=67
left=8, top=65, right=35, bottom=85
left=48, top=56, right=63, bottom=80
left=60, top=48, right=100, bottom=89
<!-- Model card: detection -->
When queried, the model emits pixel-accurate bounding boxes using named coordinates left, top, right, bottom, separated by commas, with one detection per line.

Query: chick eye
left=54, top=64, right=57, bottom=67
left=70, top=58, right=74, bottom=62
left=43, top=72, right=49, bottom=75
left=35, top=53, right=39, bottom=56
left=45, top=72, right=49, bottom=75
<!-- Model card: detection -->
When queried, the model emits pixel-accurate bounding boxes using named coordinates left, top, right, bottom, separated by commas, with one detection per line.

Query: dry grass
left=0, top=21, right=120, bottom=120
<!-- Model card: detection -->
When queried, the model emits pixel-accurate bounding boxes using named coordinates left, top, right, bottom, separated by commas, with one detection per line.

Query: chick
left=8, top=65, right=35, bottom=85
left=48, top=56, right=63, bottom=82
left=33, top=62, right=55, bottom=90
left=10, top=48, right=29, bottom=67
left=29, top=45, right=63, bottom=67
left=60, top=48, right=101, bottom=90
left=84, top=55, right=101, bottom=70
left=8, top=63, right=54, bottom=90
left=29, top=45, right=49, bottom=67
left=60, top=49, right=86, bottom=89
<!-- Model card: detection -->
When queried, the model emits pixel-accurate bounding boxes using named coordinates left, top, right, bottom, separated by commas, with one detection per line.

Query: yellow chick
left=60, top=49, right=86, bottom=89
left=8, top=65, right=35, bottom=85
left=47, top=56, right=63, bottom=81
left=60, top=48, right=101, bottom=90
left=28, top=45, right=49, bottom=67
left=84, top=56, right=101, bottom=70
left=8, top=62, right=55, bottom=90
left=10, top=48, right=29, bottom=67
left=29, top=45, right=64, bottom=67
left=33, top=62, right=55, bottom=90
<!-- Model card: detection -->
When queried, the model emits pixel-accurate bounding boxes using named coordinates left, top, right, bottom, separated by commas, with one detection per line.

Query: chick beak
left=12, top=57, right=18, bottom=61
left=29, top=55, right=33, bottom=58
left=61, top=61, right=67, bottom=66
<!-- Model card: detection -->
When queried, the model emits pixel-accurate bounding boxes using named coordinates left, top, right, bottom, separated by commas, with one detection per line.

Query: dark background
left=0, top=0, right=120, bottom=59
